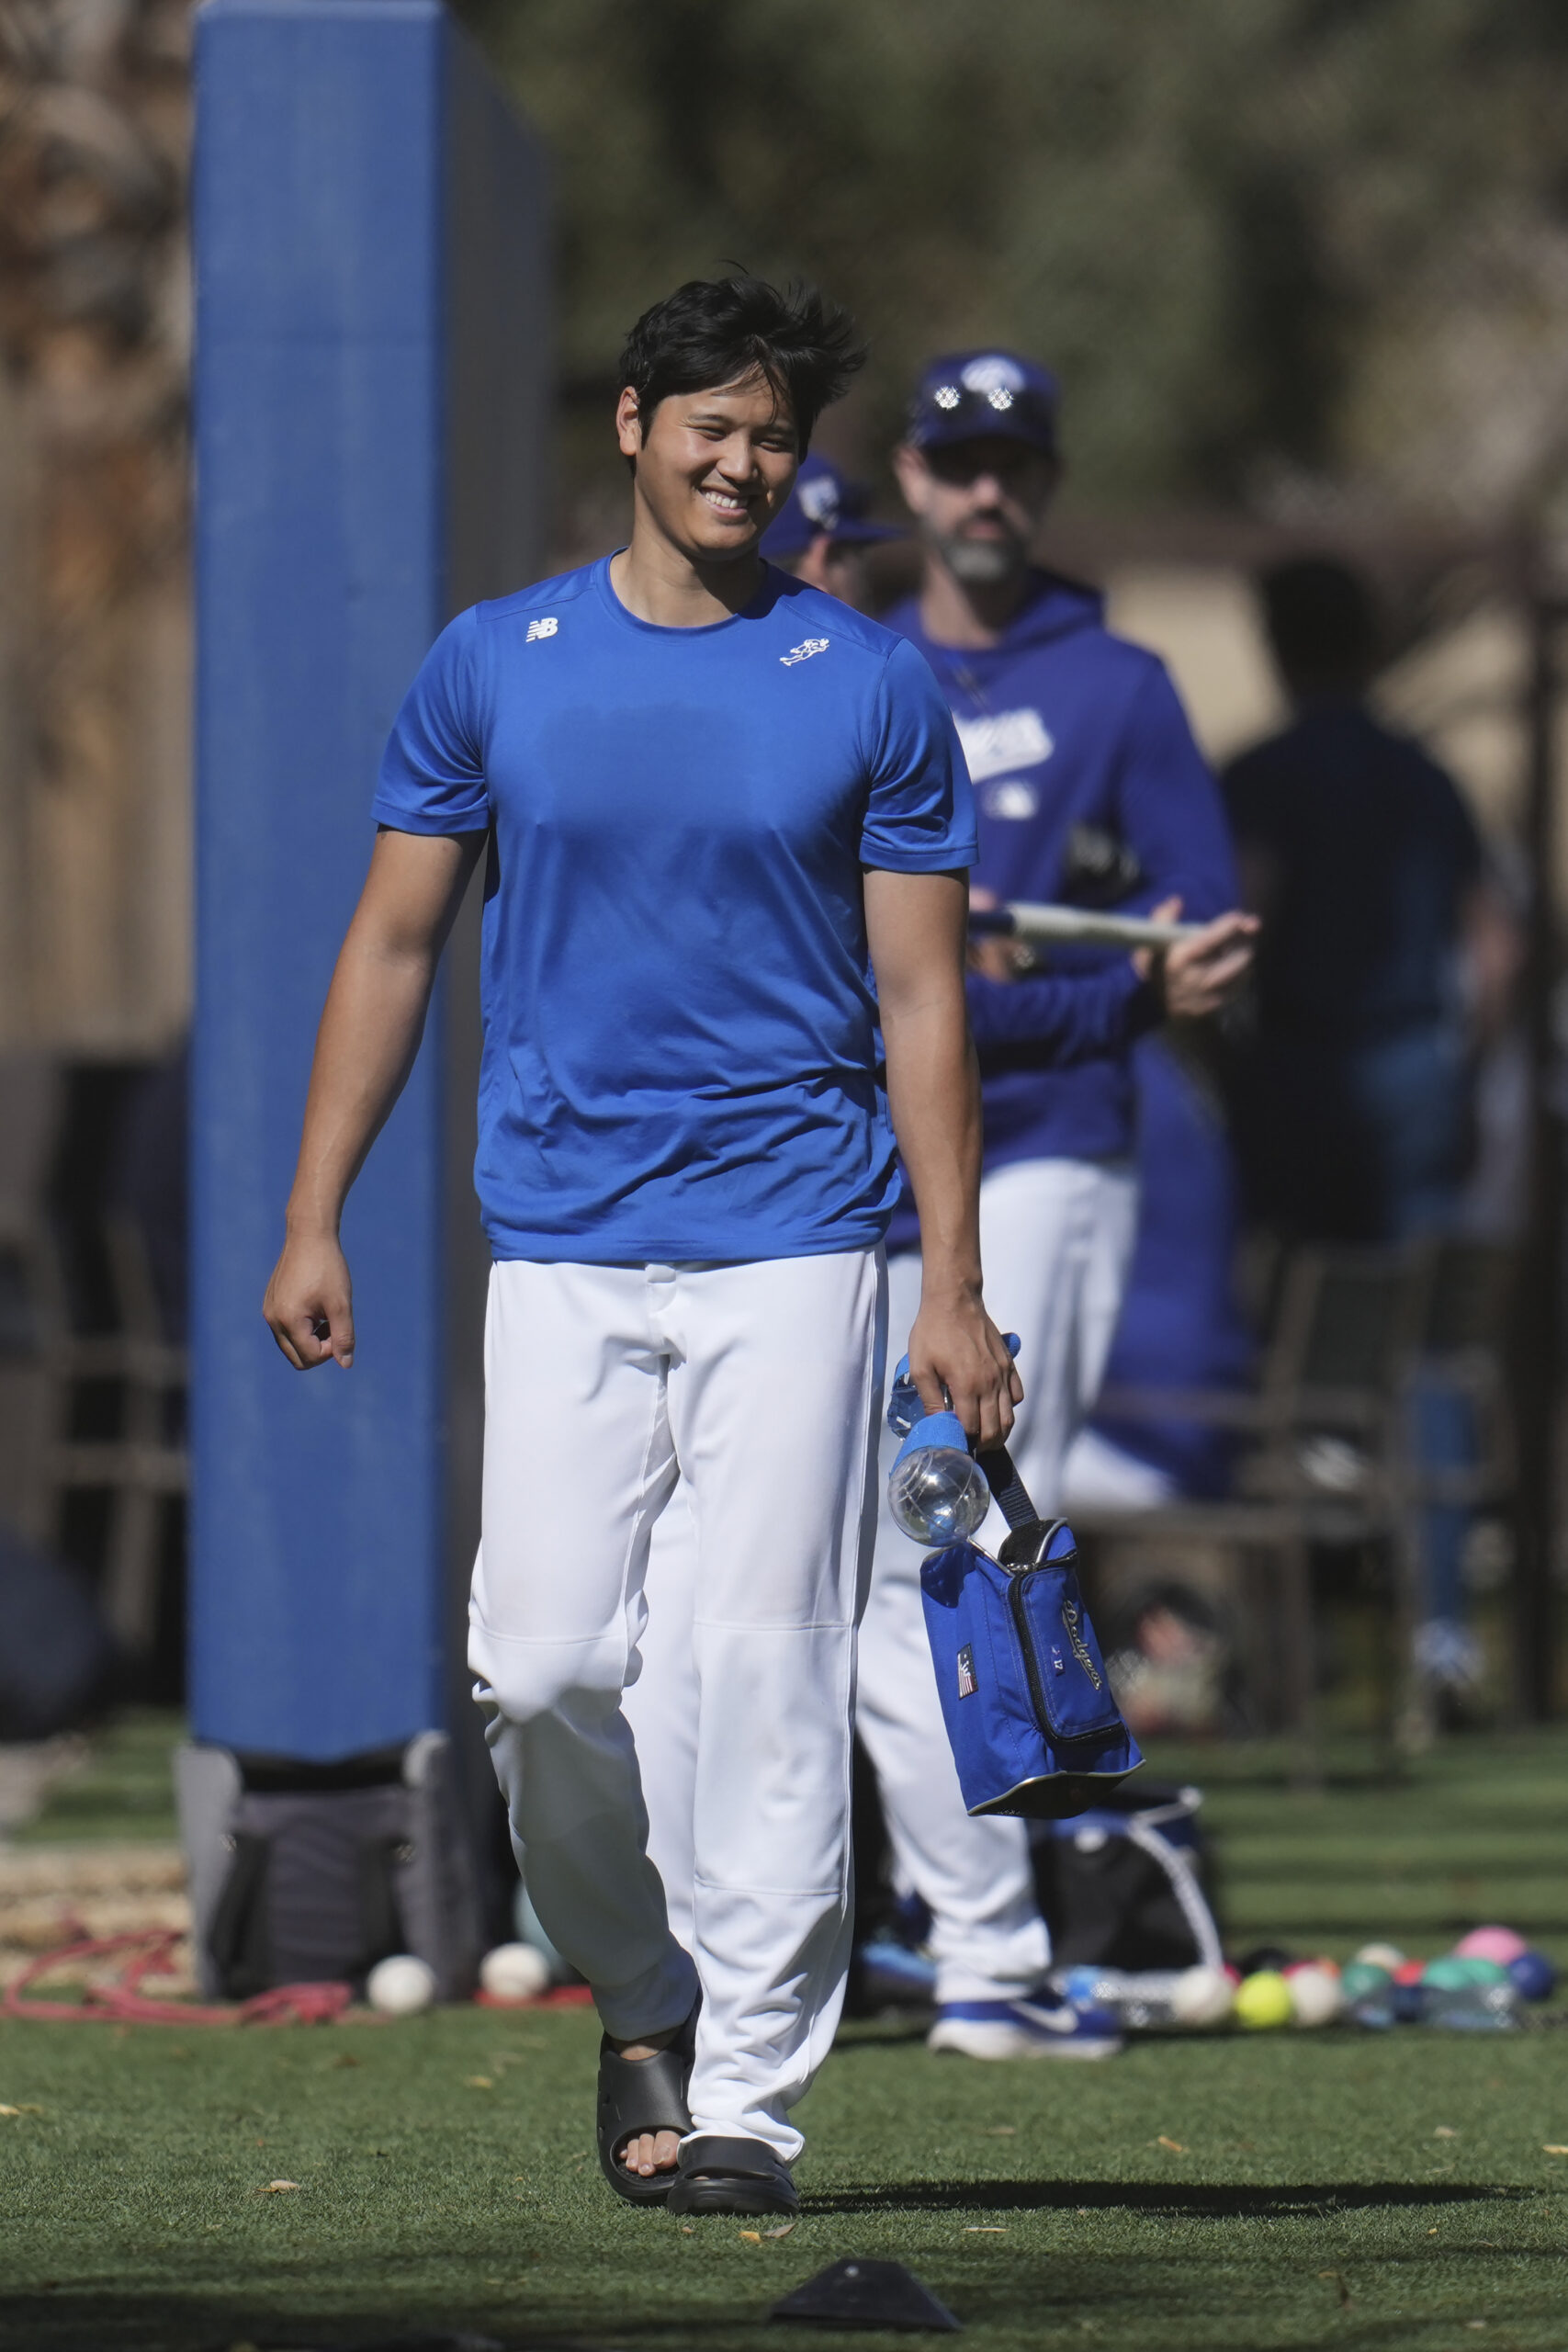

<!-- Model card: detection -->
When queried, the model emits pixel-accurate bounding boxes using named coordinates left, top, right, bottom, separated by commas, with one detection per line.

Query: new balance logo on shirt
left=525, top=616, right=558, bottom=642
left=780, top=638, right=830, bottom=666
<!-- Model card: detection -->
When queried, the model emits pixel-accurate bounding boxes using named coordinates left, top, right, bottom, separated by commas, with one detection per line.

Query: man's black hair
left=1260, top=557, right=1378, bottom=686
left=618, top=274, right=867, bottom=457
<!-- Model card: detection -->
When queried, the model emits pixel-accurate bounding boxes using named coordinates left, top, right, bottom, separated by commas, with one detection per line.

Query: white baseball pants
left=855, top=1157, right=1139, bottom=2004
left=471, top=1250, right=886, bottom=2162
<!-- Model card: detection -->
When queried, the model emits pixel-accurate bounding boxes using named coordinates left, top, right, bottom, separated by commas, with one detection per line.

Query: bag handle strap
left=975, top=1444, right=1074, bottom=1574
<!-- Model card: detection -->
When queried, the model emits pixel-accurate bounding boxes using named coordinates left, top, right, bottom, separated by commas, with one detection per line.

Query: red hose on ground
left=4, top=1930, right=353, bottom=2025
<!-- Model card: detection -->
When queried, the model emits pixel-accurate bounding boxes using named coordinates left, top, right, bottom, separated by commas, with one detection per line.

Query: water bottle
left=884, top=1339, right=1015, bottom=1548
left=1422, top=1980, right=1518, bottom=2032
left=887, top=1418, right=991, bottom=1545
left=1060, top=1963, right=1185, bottom=2031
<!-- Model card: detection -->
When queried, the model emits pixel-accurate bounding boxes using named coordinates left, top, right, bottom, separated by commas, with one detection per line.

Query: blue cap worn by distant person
left=905, top=349, right=1059, bottom=456
left=763, top=452, right=903, bottom=560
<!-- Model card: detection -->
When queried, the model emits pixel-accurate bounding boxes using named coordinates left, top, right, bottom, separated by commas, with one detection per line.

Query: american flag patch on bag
left=956, top=1645, right=977, bottom=1698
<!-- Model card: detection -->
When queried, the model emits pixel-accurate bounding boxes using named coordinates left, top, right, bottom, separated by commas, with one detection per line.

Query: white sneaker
left=927, top=1993, right=1123, bottom=2060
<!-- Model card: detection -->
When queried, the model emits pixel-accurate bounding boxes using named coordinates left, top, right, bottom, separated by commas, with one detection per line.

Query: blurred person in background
left=1061, top=1031, right=1252, bottom=1516
left=846, top=351, right=1254, bottom=2060
left=760, top=449, right=902, bottom=605
left=1224, top=557, right=1521, bottom=1707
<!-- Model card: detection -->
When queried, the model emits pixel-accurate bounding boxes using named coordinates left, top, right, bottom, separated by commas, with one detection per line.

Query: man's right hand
left=1137, top=895, right=1258, bottom=1020
left=264, top=1230, right=356, bottom=1370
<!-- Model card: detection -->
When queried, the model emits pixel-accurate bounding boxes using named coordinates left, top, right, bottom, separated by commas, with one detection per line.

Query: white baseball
left=366, top=1953, right=437, bottom=2015
left=1287, top=1964, right=1345, bottom=2027
left=479, top=1941, right=552, bottom=2002
left=1170, top=1964, right=1234, bottom=2027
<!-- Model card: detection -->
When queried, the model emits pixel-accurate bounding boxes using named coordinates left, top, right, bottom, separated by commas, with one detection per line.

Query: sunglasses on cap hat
left=907, top=350, right=1059, bottom=456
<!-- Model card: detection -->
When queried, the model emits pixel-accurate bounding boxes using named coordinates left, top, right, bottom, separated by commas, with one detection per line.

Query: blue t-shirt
left=373, top=556, right=976, bottom=1263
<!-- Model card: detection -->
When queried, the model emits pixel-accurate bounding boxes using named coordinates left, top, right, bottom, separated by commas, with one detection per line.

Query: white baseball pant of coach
left=855, top=1156, right=1138, bottom=2005
left=632, top=1158, right=1137, bottom=2011
left=471, top=1249, right=886, bottom=2163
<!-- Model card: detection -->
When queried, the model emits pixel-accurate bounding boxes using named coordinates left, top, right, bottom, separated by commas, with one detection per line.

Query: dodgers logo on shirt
left=954, top=707, right=1053, bottom=783
left=981, top=778, right=1039, bottom=821
left=780, top=638, right=830, bottom=667
left=525, top=616, right=558, bottom=643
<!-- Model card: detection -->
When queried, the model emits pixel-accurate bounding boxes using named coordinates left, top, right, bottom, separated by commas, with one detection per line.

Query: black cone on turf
left=770, top=2256, right=962, bottom=2331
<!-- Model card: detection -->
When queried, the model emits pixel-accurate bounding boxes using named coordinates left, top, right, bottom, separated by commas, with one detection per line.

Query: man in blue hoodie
left=854, top=351, right=1254, bottom=2059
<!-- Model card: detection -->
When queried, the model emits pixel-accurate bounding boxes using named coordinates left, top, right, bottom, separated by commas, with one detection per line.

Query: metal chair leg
left=1280, top=1536, right=1323, bottom=1791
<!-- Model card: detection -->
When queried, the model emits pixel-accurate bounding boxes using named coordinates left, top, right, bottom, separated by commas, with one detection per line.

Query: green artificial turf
left=7, top=1722, right=1568, bottom=2347
left=1153, top=1727, right=1568, bottom=1959
left=16, top=1711, right=183, bottom=1847
left=5, top=2004, right=1568, bottom=2350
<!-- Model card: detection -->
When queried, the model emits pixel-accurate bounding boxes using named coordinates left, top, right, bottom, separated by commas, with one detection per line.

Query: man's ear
left=615, top=387, right=643, bottom=461
left=890, top=440, right=930, bottom=516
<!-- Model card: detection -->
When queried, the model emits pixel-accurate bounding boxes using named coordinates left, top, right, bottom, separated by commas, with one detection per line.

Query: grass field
left=5, top=1720, right=1568, bottom=2350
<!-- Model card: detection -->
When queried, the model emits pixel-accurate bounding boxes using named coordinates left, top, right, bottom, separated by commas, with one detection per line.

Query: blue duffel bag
left=887, top=1353, right=1142, bottom=1820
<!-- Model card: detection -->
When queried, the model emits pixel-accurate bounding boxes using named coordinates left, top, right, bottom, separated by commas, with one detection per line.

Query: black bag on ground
left=1029, top=1781, right=1223, bottom=1972
left=176, top=1731, right=483, bottom=1999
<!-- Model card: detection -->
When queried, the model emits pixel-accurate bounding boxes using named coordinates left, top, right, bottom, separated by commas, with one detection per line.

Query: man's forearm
left=286, top=931, right=441, bottom=1236
left=883, top=994, right=985, bottom=1292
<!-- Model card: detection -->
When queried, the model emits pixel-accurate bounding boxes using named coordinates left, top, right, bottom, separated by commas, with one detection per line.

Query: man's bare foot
left=607, top=2025, right=682, bottom=2177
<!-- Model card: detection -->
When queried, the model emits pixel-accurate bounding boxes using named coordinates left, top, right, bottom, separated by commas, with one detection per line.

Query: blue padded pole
left=191, top=0, right=546, bottom=1758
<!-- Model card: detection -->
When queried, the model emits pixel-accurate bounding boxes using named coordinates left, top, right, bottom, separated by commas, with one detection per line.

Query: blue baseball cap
left=762, top=453, right=903, bottom=560
left=905, top=349, right=1059, bottom=456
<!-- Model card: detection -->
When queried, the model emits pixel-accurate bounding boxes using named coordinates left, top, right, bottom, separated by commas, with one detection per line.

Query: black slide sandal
left=595, top=2003, right=698, bottom=2206
left=666, top=2132, right=799, bottom=2217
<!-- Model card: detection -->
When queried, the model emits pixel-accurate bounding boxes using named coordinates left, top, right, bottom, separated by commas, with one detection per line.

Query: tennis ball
left=1171, top=1965, right=1234, bottom=2028
left=1234, top=1970, right=1292, bottom=2030
left=1454, top=1926, right=1528, bottom=1966
left=366, top=1953, right=436, bottom=2016
left=1286, top=1963, right=1344, bottom=2027
left=1352, top=1941, right=1405, bottom=1973
left=479, top=1941, right=551, bottom=2003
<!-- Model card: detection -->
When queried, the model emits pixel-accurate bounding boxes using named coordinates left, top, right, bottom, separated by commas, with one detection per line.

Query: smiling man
left=261, top=277, right=1018, bottom=2217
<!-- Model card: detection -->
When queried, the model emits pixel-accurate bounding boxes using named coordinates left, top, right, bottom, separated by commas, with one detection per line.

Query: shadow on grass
left=0, top=2302, right=564, bottom=2352
left=804, top=2176, right=1547, bottom=2219
left=9, top=2241, right=1564, bottom=2352
left=0, top=2294, right=810, bottom=2352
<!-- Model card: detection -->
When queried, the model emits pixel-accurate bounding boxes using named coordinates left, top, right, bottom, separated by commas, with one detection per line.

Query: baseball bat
left=969, top=900, right=1200, bottom=950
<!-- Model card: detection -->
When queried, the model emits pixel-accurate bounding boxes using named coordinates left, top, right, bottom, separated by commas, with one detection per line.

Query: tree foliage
left=460, top=0, right=1568, bottom=519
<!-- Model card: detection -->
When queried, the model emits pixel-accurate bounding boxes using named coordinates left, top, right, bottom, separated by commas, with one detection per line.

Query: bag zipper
left=1008, top=1564, right=1120, bottom=1740
left=1008, top=1569, right=1057, bottom=1733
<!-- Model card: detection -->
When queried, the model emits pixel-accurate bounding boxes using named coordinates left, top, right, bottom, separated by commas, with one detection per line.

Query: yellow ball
left=1234, top=1970, right=1293, bottom=2030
